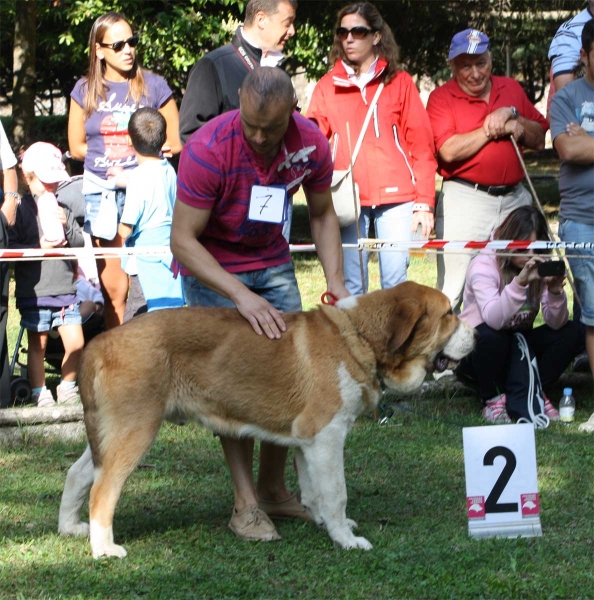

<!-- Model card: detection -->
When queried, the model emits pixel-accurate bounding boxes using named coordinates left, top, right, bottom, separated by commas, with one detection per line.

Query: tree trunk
left=12, top=0, right=37, bottom=152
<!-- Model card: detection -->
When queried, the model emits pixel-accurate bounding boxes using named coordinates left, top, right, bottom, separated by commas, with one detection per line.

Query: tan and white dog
left=58, top=282, right=475, bottom=558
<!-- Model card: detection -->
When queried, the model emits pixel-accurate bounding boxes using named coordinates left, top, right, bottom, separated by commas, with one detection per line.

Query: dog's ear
left=387, top=298, right=426, bottom=354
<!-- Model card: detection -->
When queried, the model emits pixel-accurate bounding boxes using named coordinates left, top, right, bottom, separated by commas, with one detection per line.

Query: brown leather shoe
left=259, top=494, right=313, bottom=521
left=228, top=505, right=281, bottom=541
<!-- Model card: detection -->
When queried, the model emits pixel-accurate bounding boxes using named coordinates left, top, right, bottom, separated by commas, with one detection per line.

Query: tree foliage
left=0, top=0, right=587, bottom=123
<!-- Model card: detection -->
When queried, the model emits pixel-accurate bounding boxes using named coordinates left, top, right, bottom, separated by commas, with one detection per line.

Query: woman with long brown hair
left=457, top=206, right=583, bottom=424
left=68, top=12, right=181, bottom=328
left=308, top=2, right=436, bottom=295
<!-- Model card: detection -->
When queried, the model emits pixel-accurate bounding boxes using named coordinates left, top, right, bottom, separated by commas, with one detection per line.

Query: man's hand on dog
left=235, top=289, right=287, bottom=339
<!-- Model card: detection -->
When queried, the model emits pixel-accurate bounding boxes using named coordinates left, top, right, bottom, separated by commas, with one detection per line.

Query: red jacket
left=307, top=58, right=437, bottom=208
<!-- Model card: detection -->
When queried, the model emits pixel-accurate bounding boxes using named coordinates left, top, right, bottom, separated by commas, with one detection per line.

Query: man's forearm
left=519, top=118, right=546, bottom=151
left=170, top=233, right=247, bottom=302
left=1, top=167, right=19, bottom=227
left=555, top=133, right=594, bottom=165
left=310, top=209, right=346, bottom=294
left=438, top=128, right=490, bottom=164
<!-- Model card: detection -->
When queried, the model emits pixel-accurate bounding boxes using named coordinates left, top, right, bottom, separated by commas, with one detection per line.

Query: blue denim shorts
left=84, top=190, right=126, bottom=238
left=559, top=219, right=594, bottom=327
left=20, top=303, right=82, bottom=333
left=183, top=261, right=302, bottom=312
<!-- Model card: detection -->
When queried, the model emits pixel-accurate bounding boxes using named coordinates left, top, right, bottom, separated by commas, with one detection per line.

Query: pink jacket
left=460, top=251, right=568, bottom=331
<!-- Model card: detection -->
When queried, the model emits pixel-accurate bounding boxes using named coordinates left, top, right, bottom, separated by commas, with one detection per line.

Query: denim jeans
left=340, top=202, right=413, bottom=296
left=559, top=219, right=594, bottom=326
left=183, top=261, right=302, bottom=312
left=83, top=190, right=126, bottom=239
left=20, top=303, right=82, bottom=332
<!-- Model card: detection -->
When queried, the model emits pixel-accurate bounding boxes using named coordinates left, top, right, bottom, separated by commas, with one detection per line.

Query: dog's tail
left=78, top=331, right=167, bottom=472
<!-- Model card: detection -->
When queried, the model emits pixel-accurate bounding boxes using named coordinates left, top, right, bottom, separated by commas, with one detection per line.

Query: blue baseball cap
left=448, top=28, right=490, bottom=60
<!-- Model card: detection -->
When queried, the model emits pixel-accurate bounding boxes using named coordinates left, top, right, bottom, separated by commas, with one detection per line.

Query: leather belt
left=449, top=177, right=518, bottom=197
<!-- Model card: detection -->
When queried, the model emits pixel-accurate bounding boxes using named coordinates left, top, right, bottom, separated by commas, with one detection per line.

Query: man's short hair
left=582, top=18, right=594, bottom=54
left=240, top=67, right=295, bottom=112
left=128, top=107, right=167, bottom=156
left=244, top=0, right=297, bottom=26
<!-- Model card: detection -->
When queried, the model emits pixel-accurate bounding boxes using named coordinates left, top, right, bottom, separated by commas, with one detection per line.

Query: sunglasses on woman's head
left=335, top=26, right=375, bottom=41
left=98, top=35, right=139, bottom=52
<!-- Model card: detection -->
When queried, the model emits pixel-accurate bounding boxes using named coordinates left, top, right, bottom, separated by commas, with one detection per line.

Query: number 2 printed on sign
left=483, top=446, right=519, bottom=514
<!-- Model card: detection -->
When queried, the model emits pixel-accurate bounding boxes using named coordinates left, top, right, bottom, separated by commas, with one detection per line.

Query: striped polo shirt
left=177, top=110, right=332, bottom=273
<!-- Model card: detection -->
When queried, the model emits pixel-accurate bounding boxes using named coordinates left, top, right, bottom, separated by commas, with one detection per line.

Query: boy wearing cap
left=427, top=28, right=549, bottom=313
left=11, top=142, right=85, bottom=407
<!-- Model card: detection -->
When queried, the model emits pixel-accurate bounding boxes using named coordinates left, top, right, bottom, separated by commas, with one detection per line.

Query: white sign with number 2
left=463, top=423, right=542, bottom=539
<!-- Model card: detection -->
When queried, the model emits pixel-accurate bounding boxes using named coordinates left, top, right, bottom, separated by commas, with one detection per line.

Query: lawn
left=1, top=154, right=593, bottom=599
left=1, top=408, right=593, bottom=599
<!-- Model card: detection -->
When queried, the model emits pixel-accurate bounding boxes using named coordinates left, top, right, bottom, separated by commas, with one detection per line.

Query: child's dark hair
left=128, top=107, right=166, bottom=156
left=494, top=205, right=549, bottom=306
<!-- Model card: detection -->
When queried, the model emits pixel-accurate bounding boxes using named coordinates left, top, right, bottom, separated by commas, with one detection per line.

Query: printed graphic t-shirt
left=550, top=76, right=594, bottom=226
left=70, top=72, right=172, bottom=179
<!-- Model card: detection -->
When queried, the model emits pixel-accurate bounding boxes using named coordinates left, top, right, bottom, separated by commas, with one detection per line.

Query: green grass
left=1, top=413, right=593, bottom=599
left=2, top=167, right=593, bottom=599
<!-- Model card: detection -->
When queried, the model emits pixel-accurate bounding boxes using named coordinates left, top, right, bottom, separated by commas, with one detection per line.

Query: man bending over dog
left=171, top=67, right=350, bottom=542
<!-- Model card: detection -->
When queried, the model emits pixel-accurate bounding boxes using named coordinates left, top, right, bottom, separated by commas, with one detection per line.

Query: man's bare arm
left=554, top=126, right=594, bottom=165
left=170, top=200, right=287, bottom=338
left=304, top=187, right=349, bottom=299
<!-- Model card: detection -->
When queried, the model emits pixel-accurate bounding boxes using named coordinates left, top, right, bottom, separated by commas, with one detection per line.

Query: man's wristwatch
left=3, top=191, right=20, bottom=204
left=509, top=106, right=520, bottom=120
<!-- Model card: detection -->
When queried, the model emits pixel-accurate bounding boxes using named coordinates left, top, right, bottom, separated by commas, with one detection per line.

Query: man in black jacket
left=179, top=0, right=297, bottom=143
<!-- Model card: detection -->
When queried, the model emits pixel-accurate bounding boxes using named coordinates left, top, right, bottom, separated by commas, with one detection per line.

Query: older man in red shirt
left=427, top=28, right=549, bottom=313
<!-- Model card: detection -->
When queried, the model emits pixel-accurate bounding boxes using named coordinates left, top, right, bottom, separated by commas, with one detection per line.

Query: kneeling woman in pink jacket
left=457, top=206, right=583, bottom=424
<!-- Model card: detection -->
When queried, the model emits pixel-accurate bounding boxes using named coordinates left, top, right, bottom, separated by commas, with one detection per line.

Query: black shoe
left=572, top=353, right=590, bottom=373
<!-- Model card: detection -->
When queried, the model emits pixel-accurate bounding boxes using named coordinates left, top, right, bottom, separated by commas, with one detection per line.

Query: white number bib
left=248, top=185, right=288, bottom=224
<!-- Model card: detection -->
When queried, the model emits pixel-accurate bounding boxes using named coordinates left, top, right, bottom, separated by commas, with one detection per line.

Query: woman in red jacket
left=308, top=2, right=436, bottom=295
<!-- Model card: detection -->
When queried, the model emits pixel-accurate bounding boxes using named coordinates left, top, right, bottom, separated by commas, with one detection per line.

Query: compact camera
left=537, top=260, right=566, bottom=278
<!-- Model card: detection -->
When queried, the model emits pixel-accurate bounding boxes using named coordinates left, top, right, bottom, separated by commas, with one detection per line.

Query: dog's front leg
left=58, top=445, right=94, bottom=537
left=303, top=427, right=372, bottom=550
left=294, top=446, right=322, bottom=525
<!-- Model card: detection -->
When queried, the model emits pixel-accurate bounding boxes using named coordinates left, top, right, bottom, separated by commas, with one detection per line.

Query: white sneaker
left=33, top=389, right=56, bottom=408
left=56, top=383, right=80, bottom=404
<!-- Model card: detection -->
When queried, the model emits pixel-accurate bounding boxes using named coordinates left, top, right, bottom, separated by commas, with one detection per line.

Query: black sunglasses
left=98, top=35, right=139, bottom=53
left=335, top=26, right=375, bottom=41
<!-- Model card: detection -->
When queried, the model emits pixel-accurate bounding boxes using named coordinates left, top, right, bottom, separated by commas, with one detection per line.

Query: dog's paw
left=92, top=543, right=128, bottom=559
left=345, top=518, right=358, bottom=531
left=344, top=536, right=373, bottom=551
left=59, top=521, right=90, bottom=537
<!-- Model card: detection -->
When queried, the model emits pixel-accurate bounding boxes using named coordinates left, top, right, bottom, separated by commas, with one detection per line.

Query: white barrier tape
left=1, top=239, right=593, bottom=261
left=0, top=245, right=170, bottom=262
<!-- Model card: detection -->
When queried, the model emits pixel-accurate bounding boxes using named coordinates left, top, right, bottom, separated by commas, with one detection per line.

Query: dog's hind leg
left=302, top=427, right=372, bottom=550
left=89, top=418, right=162, bottom=559
left=58, top=445, right=94, bottom=537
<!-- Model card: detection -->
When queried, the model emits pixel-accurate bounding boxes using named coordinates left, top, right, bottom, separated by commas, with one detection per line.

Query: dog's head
left=337, top=282, right=475, bottom=393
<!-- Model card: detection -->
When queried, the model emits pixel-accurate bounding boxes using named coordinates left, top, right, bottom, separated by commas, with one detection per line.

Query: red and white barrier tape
left=0, top=239, right=592, bottom=261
